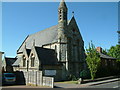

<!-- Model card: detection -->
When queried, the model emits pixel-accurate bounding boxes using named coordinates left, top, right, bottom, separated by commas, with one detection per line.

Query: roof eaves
left=17, top=35, right=29, bottom=52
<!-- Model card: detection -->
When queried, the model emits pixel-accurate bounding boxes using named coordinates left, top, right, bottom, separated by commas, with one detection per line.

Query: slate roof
left=99, top=53, right=116, bottom=60
left=13, top=47, right=59, bottom=66
left=5, top=57, right=17, bottom=66
left=35, top=47, right=59, bottom=65
left=18, top=25, right=58, bottom=53
left=12, top=56, right=22, bottom=67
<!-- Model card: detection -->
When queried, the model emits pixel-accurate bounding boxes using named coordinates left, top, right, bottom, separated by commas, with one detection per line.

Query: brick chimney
left=96, top=47, right=102, bottom=53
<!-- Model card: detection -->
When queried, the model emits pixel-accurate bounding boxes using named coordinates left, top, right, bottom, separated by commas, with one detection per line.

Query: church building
left=13, top=0, right=86, bottom=81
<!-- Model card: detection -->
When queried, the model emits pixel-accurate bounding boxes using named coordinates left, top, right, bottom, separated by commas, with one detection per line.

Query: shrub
left=80, top=70, right=91, bottom=79
left=68, top=74, right=78, bottom=81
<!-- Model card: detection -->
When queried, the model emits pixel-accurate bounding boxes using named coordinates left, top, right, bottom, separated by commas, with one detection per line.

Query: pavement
left=82, top=78, right=119, bottom=86
left=88, top=81, right=120, bottom=88
left=54, top=76, right=120, bottom=88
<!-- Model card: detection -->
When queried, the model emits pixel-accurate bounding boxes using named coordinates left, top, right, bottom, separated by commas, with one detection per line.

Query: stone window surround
left=31, top=53, right=35, bottom=67
left=23, top=55, right=26, bottom=67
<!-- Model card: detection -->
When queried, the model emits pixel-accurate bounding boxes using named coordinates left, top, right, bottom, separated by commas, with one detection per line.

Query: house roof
left=12, top=56, right=22, bottom=67
left=35, top=47, right=59, bottom=65
left=99, top=53, right=116, bottom=60
left=13, top=46, right=59, bottom=66
left=5, top=57, right=17, bottom=66
left=17, top=25, right=58, bottom=53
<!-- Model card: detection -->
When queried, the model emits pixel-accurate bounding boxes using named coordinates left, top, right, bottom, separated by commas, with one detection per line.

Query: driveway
left=54, top=83, right=88, bottom=88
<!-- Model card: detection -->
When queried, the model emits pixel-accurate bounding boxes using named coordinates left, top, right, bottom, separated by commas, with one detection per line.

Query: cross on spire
left=72, top=11, right=74, bottom=16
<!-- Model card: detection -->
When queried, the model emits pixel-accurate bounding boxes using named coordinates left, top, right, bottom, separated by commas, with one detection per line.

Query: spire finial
left=72, top=11, right=74, bottom=17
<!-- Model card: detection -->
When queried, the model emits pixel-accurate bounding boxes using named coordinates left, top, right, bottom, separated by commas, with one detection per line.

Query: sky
left=1, top=2, right=118, bottom=57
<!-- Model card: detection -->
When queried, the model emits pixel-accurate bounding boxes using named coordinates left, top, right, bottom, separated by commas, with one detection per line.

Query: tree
left=108, top=45, right=120, bottom=74
left=102, top=49, right=108, bottom=55
left=108, top=45, right=120, bottom=61
left=86, top=42, right=101, bottom=80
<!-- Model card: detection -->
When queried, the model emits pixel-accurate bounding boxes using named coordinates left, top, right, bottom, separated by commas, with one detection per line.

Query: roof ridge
left=29, top=25, right=58, bottom=36
left=18, top=24, right=58, bottom=53
left=17, top=35, right=29, bottom=52
left=99, top=52, right=116, bottom=59
left=5, top=57, right=16, bottom=59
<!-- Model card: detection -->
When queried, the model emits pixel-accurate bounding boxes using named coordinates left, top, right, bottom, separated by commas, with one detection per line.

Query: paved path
left=54, top=78, right=120, bottom=88
left=54, top=83, right=82, bottom=88
left=83, top=78, right=119, bottom=86
left=85, top=81, right=120, bottom=88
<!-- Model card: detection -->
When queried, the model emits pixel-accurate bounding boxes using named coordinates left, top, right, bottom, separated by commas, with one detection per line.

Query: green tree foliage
left=107, top=45, right=120, bottom=75
left=108, top=45, right=120, bottom=61
left=102, top=49, right=108, bottom=55
left=86, top=42, right=101, bottom=80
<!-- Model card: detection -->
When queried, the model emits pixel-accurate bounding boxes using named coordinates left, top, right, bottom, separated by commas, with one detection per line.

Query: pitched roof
left=35, top=47, right=58, bottom=65
left=17, top=25, right=58, bottom=53
left=13, top=47, right=59, bottom=66
left=12, top=56, right=22, bottom=67
left=99, top=53, right=116, bottom=60
left=5, top=57, right=17, bottom=66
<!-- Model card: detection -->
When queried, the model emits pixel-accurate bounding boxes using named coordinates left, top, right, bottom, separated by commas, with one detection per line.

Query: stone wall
left=43, top=76, right=54, bottom=88
left=22, top=71, right=54, bottom=88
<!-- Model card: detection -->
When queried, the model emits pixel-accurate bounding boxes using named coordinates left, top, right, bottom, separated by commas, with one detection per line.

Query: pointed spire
left=59, top=0, right=67, bottom=9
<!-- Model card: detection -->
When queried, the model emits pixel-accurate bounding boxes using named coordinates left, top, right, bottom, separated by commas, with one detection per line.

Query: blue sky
left=2, top=2, right=118, bottom=57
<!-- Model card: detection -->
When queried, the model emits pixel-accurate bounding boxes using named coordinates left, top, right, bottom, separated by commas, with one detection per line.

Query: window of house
left=23, top=55, right=26, bottom=67
left=31, top=54, right=35, bottom=67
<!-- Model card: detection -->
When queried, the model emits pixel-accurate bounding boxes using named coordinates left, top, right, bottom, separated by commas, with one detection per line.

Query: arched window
left=23, top=55, right=26, bottom=67
left=31, top=54, right=35, bottom=67
left=59, top=10, right=62, bottom=13
left=59, top=15, right=62, bottom=20
left=59, top=10, right=62, bottom=20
